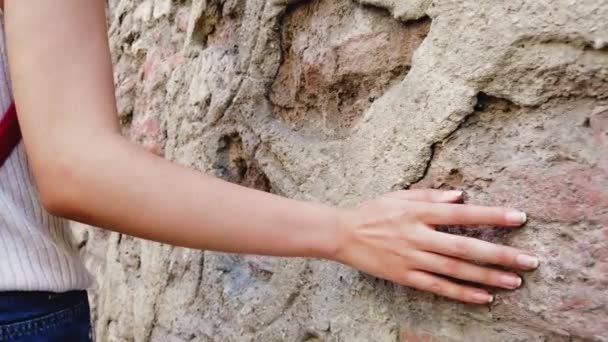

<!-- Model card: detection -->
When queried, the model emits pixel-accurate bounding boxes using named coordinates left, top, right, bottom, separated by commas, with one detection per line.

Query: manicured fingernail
left=472, top=292, right=493, bottom=304
left=499, top=275, right=522, bottom=289
left=505, top=211, right=527, bottom=225
left=516, top=254, right=539, bottom=269
left=443, top=190, right=463, bottom=201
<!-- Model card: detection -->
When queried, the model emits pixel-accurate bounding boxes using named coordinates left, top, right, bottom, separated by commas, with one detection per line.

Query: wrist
left=310, top=205, right=351, bottom=262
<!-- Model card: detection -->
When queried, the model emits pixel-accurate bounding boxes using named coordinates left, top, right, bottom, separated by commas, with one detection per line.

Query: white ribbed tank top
left=0, top=14, right=91, bottom=292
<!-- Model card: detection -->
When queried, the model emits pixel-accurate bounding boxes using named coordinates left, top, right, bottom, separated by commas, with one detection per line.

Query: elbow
left=28, top=128, right=124, bottom=220
left=39, top=184, right=76, bottom=219
left=37, top=158, right=86, bottom=219
left=34, top=140, right=101, bottom=220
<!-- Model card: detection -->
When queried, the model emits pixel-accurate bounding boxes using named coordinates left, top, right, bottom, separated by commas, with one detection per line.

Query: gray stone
left=77, top=0, right=608, bottom=340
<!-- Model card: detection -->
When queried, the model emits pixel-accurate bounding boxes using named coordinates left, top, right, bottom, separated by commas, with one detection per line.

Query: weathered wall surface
left=75, top=0, right=608, bottom=341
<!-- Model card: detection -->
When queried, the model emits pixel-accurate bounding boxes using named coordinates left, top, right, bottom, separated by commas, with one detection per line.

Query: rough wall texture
left=75, top=0, right=608, bottom=341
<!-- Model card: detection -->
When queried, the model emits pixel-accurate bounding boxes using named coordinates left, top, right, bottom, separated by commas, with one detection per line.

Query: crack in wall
left=408, top=93, right=506, bottom=189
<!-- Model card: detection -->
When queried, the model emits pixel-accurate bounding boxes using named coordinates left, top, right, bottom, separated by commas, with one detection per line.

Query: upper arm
left=4, top=0, right=121, bottom=200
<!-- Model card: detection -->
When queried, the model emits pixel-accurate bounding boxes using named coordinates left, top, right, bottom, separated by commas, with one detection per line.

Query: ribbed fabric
left=0, top=14, right=92, bottom=291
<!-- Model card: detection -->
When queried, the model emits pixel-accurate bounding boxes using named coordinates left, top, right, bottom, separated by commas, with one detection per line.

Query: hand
left=333, top=189, right=538, bottom=304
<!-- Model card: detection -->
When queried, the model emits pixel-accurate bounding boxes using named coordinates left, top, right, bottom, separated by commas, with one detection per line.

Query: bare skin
left=3, top=0, right=538, bottom=304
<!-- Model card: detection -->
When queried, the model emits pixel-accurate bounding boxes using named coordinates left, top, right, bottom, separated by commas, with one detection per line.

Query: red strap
left=0, top=103, right=21, bottom=168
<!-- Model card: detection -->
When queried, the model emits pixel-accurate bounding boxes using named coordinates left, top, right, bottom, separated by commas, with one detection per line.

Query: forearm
left=55, top=134, right=342, bottom=259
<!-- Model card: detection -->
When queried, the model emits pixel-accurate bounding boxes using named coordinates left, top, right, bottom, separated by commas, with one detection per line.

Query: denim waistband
left=0, top=290, right=88, bottom=325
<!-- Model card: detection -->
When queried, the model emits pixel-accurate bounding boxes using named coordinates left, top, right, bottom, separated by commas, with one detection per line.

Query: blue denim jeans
left=0, top=290, right=92, bottom=342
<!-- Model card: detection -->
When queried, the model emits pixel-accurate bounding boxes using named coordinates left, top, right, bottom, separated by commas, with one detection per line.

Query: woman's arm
left=4, top=0, right=338, bottom=258
left=4, top=0, right=537, bottom=304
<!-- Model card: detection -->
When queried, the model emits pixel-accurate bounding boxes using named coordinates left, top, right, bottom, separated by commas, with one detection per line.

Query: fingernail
left=443, top=190, right=463, bottom=201
left=516, top=254, right=539, bottom=269
left=472, top=292, right=493, bottom=304
left=499, top=275, right=522, bottom=289
left=505, top=211, right=527, bottom=225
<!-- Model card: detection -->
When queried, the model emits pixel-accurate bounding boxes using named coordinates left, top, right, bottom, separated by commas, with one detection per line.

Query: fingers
left=403, top=270, right=493, bottom=304
left=385, top=189, right=464, bottom=203
left=421, top=230, right=540, bottom=270
left=410, top=202, right=527, bottom=226
left=415, top=251, right=522, bottom=289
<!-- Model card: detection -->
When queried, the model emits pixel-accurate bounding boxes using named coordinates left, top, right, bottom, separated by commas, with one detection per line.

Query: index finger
left=410, top=202, right=527, bottom=226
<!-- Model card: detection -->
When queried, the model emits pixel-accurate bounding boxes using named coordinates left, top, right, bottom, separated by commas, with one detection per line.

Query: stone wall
left=75, top=0, right=608, bottom=341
